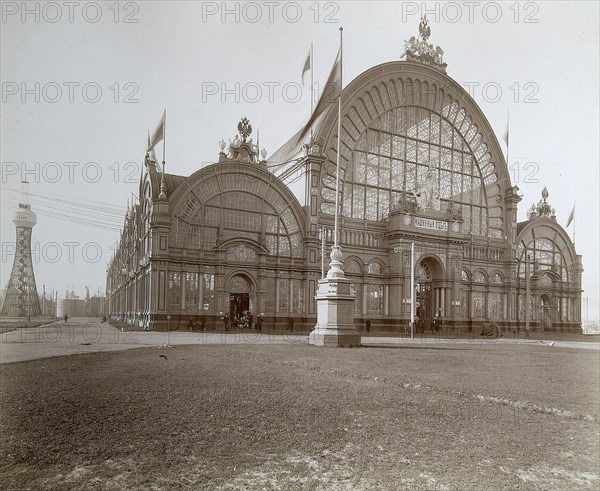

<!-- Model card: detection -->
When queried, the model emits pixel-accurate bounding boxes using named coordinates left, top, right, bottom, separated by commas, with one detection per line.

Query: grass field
left=1, top=342, right=598, bottom=490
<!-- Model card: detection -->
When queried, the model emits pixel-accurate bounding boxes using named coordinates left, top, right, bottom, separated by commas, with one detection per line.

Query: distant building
left=56, top=288, right=105, bottom=318
left=106, top=22, right=582, bottom=332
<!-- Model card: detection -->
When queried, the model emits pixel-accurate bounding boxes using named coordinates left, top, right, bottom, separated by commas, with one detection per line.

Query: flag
left=269, top=48, right=341, bottom=164
left=566, top=204, right=575, bottom=228
left=302, top=47, right=340, bottom=138
left=301, top=47, right=311, bottom=85
left=148, top=110, right=166, bottom=151
left=503, top=120, right=509, bottom=146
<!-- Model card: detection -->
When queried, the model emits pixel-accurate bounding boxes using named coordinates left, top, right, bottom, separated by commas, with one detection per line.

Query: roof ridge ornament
left=527, top=186, right=556, bottom=221
left=404, top=15, right=447, bottom=73
left=219, top=118, right=265, bottom=166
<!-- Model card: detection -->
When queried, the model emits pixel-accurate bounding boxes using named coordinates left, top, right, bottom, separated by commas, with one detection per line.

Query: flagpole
left=506, top=108, right=510, bottom=168
left=573, top=201, right=576, bottom=248
left=310, top=41, right=314, bottom=141
left=159, top=109, right=167, bottom=199
left=334, top=27, right=343, bottom=249
left=162, top=109, right=166, bottom=176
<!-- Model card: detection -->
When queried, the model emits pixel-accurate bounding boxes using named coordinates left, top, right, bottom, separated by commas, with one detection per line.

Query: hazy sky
left=1, top=1, right=598, bottom=319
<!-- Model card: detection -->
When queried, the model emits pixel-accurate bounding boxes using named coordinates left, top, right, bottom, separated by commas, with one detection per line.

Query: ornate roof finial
left=238, top=117, right=252, bottom=142
left=419, top=15, right=431, bottom=41
left=222, top=118, right=260, bottom=164
left=541, top=186, right=549, bottom=200
left=403, top=16, right=447, bottom=73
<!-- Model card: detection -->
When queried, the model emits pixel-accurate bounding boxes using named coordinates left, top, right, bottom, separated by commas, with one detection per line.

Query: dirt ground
left=1, top=342, right=598, bottom=490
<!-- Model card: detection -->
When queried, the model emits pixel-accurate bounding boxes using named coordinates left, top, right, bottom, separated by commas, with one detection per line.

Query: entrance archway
left=540, top=293, right=553, bottom=331
left=415, top=256, right=444, bottom=331
left=225, top=274, right=253, bottom=327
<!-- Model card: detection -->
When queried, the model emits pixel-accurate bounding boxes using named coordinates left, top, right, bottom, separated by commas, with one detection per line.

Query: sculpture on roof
left=403, top=16, right=447, bottom=72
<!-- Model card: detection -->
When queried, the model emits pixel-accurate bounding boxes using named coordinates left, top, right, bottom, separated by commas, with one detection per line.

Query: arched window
left=368, top=262, right=384, bottom=275
left=345, top=259, right=362, bottom=274
left=474, top=271, right=486, bottom=283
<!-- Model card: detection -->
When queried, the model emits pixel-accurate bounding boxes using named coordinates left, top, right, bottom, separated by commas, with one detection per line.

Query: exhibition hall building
left=106, top=26, right=583, bottom=333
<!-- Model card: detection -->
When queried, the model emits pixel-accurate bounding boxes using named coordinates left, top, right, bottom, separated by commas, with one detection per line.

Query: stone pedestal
left=308, top=246, right=360, bottom=347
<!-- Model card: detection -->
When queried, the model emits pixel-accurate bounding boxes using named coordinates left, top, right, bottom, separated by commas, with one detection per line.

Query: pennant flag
left=270, top=48, right=341, bottom=164
left=503, top=120, right=509, bottom=146
left=302, top=47, right=340, bottom=138
left=301, top=47, right=311, bottom=85
left=566, top=204, right=575, bottom=228
left=148, top=110, right=166, bottom=151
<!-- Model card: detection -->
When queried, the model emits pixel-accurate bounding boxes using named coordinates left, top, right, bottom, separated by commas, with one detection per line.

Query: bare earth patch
left=1, top=343, right=598, bottom=489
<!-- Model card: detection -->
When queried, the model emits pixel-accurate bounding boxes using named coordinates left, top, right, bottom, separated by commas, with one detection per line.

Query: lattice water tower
left=1, top=182, right=41, bottom=317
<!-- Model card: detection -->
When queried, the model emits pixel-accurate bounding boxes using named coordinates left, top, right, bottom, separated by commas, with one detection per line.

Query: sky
left=1, top=1, right=598, bottom=320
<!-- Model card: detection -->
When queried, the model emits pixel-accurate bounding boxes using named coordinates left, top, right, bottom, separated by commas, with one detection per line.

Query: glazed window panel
left=379, top=156, right=391, bottom=188
left=278, top=236, right=290, bottom=256
left=168, top=272, right=181, bottom=309
left=488, top=292, right=503, bottom=320
left=265, top=215, right=278, bottom=234
left=353, top=283, right=363, bottom=315
left=392, top=136, right=405, bottom=160
left=367, top=284, right=384, bottom=316
left=185, top=272, right=198, bottom=311
left=460, top=290, right=469, bottom=317
left=406, top=139, right=417, bottom=162
left=365, top=188, right=378, bottom=221
left=291, top=279, right=304, bottom=314
left=378, top=189, right=389, bottom=220
left=392, top=159, right=404, bottom=190
left=264, top=277, right=275, bottom=313
left=278, top=279, right=289, bottom=312
left=202, top=274, right=214, bottom=311
left=366, top=153, right=378, bottom=185
left=265, top=235, right=278, bottom=255
left=350, top=185, right=364, bottom=219
left=473, top=291, right=486, bottom=318
left=405, top=163, right=417, bottom=192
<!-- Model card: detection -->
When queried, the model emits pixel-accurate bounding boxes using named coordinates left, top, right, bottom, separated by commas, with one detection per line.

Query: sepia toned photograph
left=1, top=1, right=598, bottom=489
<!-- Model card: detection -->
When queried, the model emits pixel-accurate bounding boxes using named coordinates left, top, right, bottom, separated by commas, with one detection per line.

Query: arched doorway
left=415, top=256, right=444, bottom=331
left=539, top=293, right=553, bottom=331
left=415, top=261, right=432, bottom=330
left=226, top=274, right=253, bottom=327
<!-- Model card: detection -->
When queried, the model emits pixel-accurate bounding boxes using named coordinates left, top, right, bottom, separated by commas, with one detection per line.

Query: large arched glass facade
left=319, top=84, right=505, bottom=239
left=172, top=171, right=303, bottom=258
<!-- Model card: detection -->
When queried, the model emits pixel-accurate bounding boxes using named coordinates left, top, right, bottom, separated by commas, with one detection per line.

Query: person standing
left=223, top=314, right=229, bottom=331
left=199, top=314, right=206, bottom=331
left=288, top=316, right=294, bottom=332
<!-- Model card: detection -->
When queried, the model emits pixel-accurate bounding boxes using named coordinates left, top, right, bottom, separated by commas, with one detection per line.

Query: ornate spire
left=403, top=16, right=447, bottom=73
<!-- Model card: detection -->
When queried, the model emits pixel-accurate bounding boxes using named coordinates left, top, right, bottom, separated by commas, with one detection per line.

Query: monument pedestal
left=308, top=246, right=360, bottom=348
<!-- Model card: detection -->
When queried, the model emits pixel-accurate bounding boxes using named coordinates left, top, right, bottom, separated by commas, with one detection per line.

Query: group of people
left=187, top=314, right=207, bottom=332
